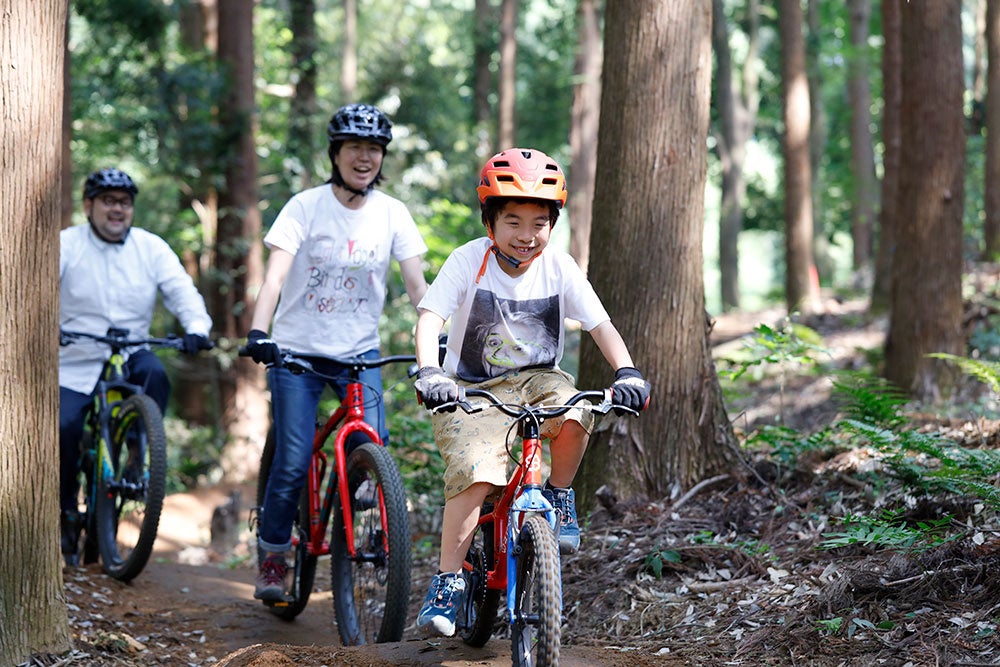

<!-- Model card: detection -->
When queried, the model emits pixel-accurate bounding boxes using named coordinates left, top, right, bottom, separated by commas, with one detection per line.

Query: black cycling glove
left=181, top=333, right=213, bottom=355
left=611, top=367, right=651, bottom=413
left=245, top=329, right=281, bottom=367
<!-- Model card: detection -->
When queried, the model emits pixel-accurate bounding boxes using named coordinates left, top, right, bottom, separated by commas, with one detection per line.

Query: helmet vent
left=494, top=160, right=511, bottom=168
left=496, top=175, right=515, bottom=183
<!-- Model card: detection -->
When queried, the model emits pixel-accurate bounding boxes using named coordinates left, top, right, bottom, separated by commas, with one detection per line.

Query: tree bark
left=0, top=1, right=73, bottom=662
left=712, top=0, right=760, bottom=311
left=780, top=0, right=821, bottom=315
left=805, top=0, right=833, bottom=288
left=567, top=0, right=601, bottom=274
left=341, top=0, right=357, bottom=103
left=474, top=0, right=495, bottom=157
left=578, top=0, right=737, bottom=509
left=985, top=0, right=1000, bottom=257
left=289, top=0, right=318, bottom=191
left=216, top=0, right=268, bottom=481
left=871, top=0, right=901, bottom=313
left=497, top=0, right=518, bottom=149
left=846, top=0, right=878, bottom=271
left=884, top=0, right=965, bottom=401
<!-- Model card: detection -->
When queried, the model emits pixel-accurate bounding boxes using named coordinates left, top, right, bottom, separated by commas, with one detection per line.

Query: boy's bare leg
left=547, top=419, right=588, bottom=488
left=438, top=481, right=492, bottom=572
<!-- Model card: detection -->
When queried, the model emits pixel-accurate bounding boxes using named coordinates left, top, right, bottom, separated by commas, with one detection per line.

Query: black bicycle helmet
left=83, top=168, right=139, bottom=200
left=327, top=103, right=393, bottom=147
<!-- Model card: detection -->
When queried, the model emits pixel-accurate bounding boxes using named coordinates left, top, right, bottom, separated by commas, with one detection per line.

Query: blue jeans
left=59, top=349, right=170, bottom=513
left=257, top=349, right=388, bottom=552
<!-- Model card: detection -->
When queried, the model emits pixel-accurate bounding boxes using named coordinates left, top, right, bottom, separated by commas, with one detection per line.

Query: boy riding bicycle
left=412, top=148, right=651, bottom=637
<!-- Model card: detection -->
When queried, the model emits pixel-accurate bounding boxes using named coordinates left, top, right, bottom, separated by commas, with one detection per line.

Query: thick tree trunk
left=567, top=0, right=601, bottom=274
left=805, top=0, right=833, bottom=288
left=341, top=0, right=357, bottom=103
left=884, top=0, right=965, bottom=401
left=473, top=0, right=494, bottom=157
left=216, top=0, right=268, bottom=481
left=497, top=0, right=518, bottom=149
left=0, top=1, right=73, bottom=662
left=578, top=0, right=737, bottom=509
left=986, top=0, right=1000, bottom=257
left=846, top=0, right=878, bottom=271
left=780, top=0, right=821, bottom=315
left=289, top=0, right=318, bottom=191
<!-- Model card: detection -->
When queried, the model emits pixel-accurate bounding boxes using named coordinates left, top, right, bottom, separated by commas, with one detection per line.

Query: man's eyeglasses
left=98, top=195, right=134, bottom=209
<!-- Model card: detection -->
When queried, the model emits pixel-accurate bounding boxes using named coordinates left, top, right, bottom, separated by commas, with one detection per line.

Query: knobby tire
left=330, top=441, right=411, bottom=645
left=95, top=394, right=166, bottom=582
left=255, top=429, right=318, bottom=621
left=511, top=514, right=561, bottom=667
left=460, top=515, right=502, bottom=647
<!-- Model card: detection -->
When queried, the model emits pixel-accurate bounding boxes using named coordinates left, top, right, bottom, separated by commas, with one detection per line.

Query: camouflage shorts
left=432, top=367, right=595, bottom=500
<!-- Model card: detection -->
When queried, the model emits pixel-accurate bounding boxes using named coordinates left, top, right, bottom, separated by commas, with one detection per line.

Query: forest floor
left=24, top=283, right=1000, bottom=667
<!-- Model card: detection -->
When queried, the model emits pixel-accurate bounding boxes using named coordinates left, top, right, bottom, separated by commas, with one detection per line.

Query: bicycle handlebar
left=238, top=346, right=417, bottom=377
left=60, top=328, right=186, bottom=352
left=439, top=387, right=637, bottom=420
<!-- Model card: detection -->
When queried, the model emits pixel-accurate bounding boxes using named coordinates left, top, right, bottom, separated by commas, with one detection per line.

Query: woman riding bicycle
left=59, top=167, right=213, bottom=566
left=412, top=148, right=651, bottom=637
left=243, top=103, right=428, bottom=602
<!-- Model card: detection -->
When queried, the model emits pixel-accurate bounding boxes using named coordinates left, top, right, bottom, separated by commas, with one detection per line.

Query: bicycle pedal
left=263, top=596, right=293, bottom=608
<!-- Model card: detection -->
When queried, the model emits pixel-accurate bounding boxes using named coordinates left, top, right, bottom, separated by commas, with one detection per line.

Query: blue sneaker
left=416, top=572, right=467, bottom=637
left=542, top=484, right=580, bottom=554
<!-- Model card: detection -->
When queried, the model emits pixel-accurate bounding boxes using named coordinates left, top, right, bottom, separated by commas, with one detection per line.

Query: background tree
left=567, top=0, right=601, bottom=274
left=341, top=0, right=357, bottom=103
left=986, top=0, right=1000, bottom=258
left=884, top=0, right=965, bottom=400
left=0, top=0, right=72, bottom=662
left=288, top=0, right=318, bottom=191
left=497, top=0, right=518, bottom=148
left=214, top=0, right=267, bottom=480
left=712, top=0, right=760, bottom=311
left=577, top=0, right=737, bottom=507
left=871, top=0, right=901, bottom=312
left=846, top=0, right=877, bottom=272
left=779, top=0, right=821, bottom=315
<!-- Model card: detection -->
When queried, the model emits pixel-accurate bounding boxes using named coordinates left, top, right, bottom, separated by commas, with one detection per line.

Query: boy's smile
left=491, top=201, right=552, bottom=275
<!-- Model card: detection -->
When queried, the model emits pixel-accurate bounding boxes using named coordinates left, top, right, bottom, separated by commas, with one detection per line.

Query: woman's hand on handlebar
left=244, top=329, right=282, bottom=367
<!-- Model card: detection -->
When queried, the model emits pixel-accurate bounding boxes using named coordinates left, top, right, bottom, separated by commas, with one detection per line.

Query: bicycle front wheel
left=330, top=440, right=411, bottom=645
left=511, top=514, right=562, bottom=667
left=95, top=394, right=167, bottom=582
left=255, top=428, right=318, bottom=620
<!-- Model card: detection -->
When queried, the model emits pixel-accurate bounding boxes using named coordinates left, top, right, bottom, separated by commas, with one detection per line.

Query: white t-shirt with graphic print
left=265, top=185, right=427, bottom=357
left=419, top=237, right=609, bottom=383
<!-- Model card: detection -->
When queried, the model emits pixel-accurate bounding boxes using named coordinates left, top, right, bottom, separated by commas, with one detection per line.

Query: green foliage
left=745, top=424, right=831, bottom=467
left=929, top=353, right=1000, bottom=396
left=642, top=548, right=682, bottom=578
left=162, top=417, right=224, bottom=493
left=818, top=509, right=956, bottom=552
left=831, top=372, right=909, bottom=429
left=721, top=320, right=828, bottom=382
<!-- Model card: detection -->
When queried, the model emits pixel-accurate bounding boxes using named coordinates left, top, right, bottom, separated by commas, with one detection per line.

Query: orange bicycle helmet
left=476, top=148, right=567, bottom=208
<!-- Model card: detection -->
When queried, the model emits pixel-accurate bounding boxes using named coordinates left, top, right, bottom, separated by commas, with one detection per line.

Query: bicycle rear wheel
left=95, top=394, right=166, bottom=582
left=510, top=514, right=562, bottom=667
left=459, top=506, right=501, bottom=647
left=255, top=428, right=318, bottom=620
left=330, top=440, right=411, bottom=645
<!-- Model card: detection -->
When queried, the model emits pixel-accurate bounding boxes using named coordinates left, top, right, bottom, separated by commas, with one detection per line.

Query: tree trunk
left=341, top=0, right=357, bottom=103
left=61, top=10, right=72, bottom=230
left=567, top=0, right=601, bottom=274
left=578, top=0, right=737, bottom=510
left=713, top=0, right=760, bottom=311
left=884, top=0, right=965, bottom=401
left=871, top=0, right=901, bottom=313
left=780, top=0, right=821, bottom=315
left=497, top=0, right=518, bottom=149
left=986, top=0, right=1000, bottom=257
left=0, top=1, right=72, bottom=662
left=846, top=0, right=878, bottom=271
left=216, top=0, right=268, bottom=482
left=474, top=0, right=495, bottom=157
left=289, top=0, right=318, bottom=191
left=805, top=0, right=833, bottom=288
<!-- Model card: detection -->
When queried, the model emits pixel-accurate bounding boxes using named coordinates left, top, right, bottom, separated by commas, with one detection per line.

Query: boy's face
left=490, top=200, right=552, bottom=275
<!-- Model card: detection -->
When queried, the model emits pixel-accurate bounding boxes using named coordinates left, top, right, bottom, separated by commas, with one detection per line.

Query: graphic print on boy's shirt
left=457, top=290, right=561, bottom=382
left=301, top=236, right=379, bottom=317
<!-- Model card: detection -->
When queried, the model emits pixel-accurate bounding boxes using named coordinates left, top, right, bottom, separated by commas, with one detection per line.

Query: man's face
left=84, top=190, right=134, bottom=242
left=334, top=139, right=385, bottom=192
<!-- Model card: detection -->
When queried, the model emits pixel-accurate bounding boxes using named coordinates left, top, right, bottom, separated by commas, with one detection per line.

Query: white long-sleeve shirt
left=59, top=224, right=213, bottom=394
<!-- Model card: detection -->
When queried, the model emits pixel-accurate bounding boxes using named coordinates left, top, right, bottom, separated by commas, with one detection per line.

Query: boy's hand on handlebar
left=612, top=367, right=651, bottom=414
left=181, top=333, right=214, bottom=355
left=414, top=366, right=459, bottom=412
left=245, top=329, right=281, bottom=367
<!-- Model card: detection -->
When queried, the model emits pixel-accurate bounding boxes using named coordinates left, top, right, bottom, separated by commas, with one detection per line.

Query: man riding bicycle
left=59, top=167, right=213, bottom=566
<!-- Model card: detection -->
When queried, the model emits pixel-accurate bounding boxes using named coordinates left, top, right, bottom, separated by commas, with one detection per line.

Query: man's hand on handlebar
left=414, top=367, right=460, bottom=412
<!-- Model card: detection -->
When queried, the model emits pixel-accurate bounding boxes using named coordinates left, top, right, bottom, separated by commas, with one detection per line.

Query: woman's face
left=334, top=139, right=384, bottom=192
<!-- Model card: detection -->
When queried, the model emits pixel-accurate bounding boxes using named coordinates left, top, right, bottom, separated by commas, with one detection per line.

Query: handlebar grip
left=238, top=346, right=250, bottom=357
